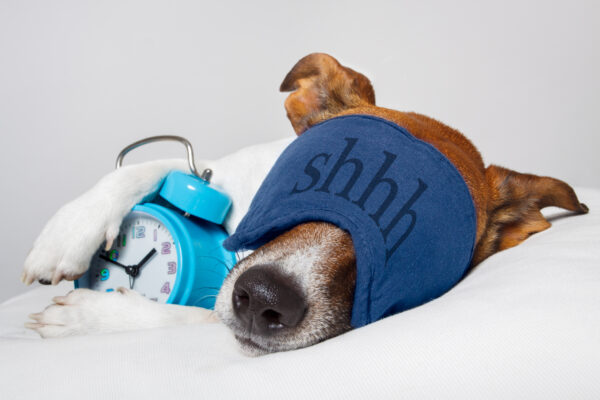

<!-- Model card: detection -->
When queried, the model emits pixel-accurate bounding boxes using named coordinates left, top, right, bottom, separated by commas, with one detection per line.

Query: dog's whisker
left=194, top=255, right=234, bottom=273
left=197, top=294, right=218, bottom=302
left=235, top=250, right=244, bottom=264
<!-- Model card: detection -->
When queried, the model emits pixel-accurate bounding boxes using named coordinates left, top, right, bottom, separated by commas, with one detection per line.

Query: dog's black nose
left=232, top=265, right=306, bottom=336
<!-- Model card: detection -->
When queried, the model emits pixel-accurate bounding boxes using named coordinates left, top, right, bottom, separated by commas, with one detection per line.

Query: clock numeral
left=135, top=226, right=146, bottom=238
left=160, top=282, right=171, bottom=295
left=167, top=262, right=177, bottom=275
left=100, top=268, right=110, bottom=281
left=108, top=249, right=119, bottom=261
left=153, top=229, right=157, bottom=242
left=116, top=234, right=126, bottom=247
left=161, top=242, right=171, bottom=255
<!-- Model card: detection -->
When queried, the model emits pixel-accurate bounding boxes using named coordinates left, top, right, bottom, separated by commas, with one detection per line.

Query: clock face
left=82, top=210, right=179, bottom=303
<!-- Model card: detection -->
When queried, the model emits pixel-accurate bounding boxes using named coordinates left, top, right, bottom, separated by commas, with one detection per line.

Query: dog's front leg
left=26, top=288, right=217, bottom=338
left=22, top=137, right=294, bottom=286
left=22, top=159, right=193, bottom=285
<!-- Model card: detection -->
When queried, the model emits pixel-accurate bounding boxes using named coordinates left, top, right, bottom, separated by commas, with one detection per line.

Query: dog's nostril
left=261, top=309, right=284, bottom=330
left=232, top=264, right=307, bottom=336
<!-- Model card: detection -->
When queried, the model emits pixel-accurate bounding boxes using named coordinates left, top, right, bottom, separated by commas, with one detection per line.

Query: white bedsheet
left=1, top=188, right=599, bottom=399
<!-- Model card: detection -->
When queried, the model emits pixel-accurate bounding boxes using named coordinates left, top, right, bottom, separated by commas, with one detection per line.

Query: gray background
left=1, top=0, right=598, bottom=302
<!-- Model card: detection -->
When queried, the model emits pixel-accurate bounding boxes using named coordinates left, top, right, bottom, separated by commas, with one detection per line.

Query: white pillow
left=1, top=188, right=599, bottom=399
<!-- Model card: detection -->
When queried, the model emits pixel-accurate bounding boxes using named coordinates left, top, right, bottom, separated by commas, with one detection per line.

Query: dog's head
left=214, top=53, right=589, bottom=356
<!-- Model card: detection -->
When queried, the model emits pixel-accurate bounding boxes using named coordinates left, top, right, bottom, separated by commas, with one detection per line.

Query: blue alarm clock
left=75, top=136, right=236, bottom=309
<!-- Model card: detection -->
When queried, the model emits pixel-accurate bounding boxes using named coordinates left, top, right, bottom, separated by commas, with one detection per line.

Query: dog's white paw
left=22, top=160, right=187, bottom=286
left=22, top=191, right=124, bottom=286
left=26, top=287, right=219, bottom=338
left=26, top=288, right=150, bottom=337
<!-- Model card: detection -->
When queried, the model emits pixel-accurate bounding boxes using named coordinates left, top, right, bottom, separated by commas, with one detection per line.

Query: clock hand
left=99, top=254, right=129, bottom=269
left=99, top=254, right=139, bottom=277
left=129, top=249, right=157, bottom=290
left=98, top=248, right=156, bottom=290
left=136, top=248, right=157, bottom=269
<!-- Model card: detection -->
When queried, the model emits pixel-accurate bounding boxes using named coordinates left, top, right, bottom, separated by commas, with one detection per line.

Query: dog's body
left=23, top=54, right=587, bottom=355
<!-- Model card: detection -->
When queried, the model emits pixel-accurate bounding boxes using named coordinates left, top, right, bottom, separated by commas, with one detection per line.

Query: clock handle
left=115, top=135, right=212, bottom=182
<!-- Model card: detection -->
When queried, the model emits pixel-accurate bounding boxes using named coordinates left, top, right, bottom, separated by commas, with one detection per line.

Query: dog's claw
left=52, top=296, right=68, bottom=305
left=51, top=271, right=63, bottom=286
left=28, top=313, right=42, bottom=321
left=25, top=322, right=43, bottom=329
left=22, top=273, right=34, bottom=286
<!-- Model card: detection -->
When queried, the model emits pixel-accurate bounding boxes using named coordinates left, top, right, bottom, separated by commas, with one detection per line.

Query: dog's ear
left=280, top=53, right=375, bottom=134
left=473, top=165, right=589, bottom=264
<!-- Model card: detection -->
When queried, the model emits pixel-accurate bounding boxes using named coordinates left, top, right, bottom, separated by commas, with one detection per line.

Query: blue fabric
left=224, top=115, right=476, bottom=328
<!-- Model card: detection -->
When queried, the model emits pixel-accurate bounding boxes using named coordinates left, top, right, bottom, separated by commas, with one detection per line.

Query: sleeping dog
left=22, top=53, right=588, bottom=355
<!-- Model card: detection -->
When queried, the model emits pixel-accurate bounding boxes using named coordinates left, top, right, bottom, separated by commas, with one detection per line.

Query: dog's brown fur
left=279, top=53, right=588, bottom=267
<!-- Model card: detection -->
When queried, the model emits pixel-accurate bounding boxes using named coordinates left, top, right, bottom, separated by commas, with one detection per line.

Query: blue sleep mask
left=224, top=115, right=476, bottom=327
